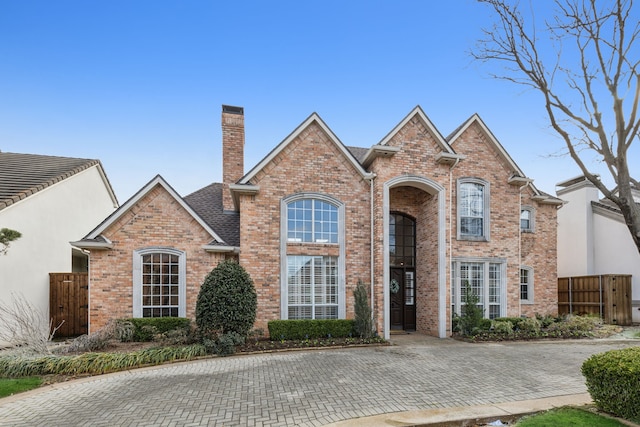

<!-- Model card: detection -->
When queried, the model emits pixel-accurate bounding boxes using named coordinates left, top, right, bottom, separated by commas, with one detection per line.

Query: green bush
left=119, top=318, right=192, bottom=342
left=268, top=319, right=355, bottom=340
left=491, top=320, right=514, bottom=335
left=518, top=317, right=542, bottom=334
left=547, top=314, right=600, bottom=337
left=196, top=260, right=257, bottom=337
left=582, top=347, right=640, bottom=423
left=353, top=280, right=374, bottom=339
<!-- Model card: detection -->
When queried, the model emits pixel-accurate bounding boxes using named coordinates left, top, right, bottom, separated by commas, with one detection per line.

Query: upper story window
left=520, top=206, right=535, bottom=232
left=133, top=248, right=186, bottom=318
left=457, top=178, right=490, bottom=241
left=287, top=198, right=338, bottom=243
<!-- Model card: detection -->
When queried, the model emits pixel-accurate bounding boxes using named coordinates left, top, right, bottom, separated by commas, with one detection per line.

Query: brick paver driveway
left=0, top=337, right=636, bottom=426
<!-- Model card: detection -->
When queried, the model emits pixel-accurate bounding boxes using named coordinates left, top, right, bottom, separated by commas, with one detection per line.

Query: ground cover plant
left=453, top=310, right=620, bottom=342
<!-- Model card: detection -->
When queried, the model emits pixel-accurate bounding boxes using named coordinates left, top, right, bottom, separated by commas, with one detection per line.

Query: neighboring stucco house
left=74, top=105, right=561, bottom=339
left=0, top=152, right=118, bottom=339
left=556, top=176, right=640, bottom=323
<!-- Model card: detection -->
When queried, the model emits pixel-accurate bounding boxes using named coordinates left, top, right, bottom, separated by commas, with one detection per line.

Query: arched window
left=457, top=178, right=490, bottom=241
left=281, top=194, right=345, bottom=320
left=133, top=248, right=186, bottom=318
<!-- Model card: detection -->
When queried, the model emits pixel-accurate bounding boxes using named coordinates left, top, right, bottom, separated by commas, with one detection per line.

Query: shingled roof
left=183, top=183, right=240, bottom=247
left=0, top=152, right=112, bottom=211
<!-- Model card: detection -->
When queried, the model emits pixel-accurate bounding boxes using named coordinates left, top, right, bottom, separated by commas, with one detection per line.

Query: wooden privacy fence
left=49, top=272, right=88, bottom=337
left=558, top=274, right=632, bottom=326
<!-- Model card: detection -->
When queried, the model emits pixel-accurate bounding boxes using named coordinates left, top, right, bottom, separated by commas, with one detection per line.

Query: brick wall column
left=222, top=105, right=244, bottom=211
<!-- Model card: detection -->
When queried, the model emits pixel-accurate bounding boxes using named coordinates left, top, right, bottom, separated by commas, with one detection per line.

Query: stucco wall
left=0, top=166, right=117, bottom=338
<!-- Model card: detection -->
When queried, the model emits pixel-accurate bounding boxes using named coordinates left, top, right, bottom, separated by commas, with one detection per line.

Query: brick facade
left=81, top=106, right=560, bottom=338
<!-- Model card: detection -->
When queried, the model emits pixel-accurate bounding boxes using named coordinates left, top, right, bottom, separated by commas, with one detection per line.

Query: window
left=287, top=199, right=338, bottom=243
left=133, top=248, right=186, bottom=318
left=451, top=259, right=506, bottom=319
left=520, top=267, right=534, bottom=304
left=457, top=178, right=490, bottom=241
left=520, top=206, right=535, bottom=232
left=389, top=213, right=415, bottom=267
left=287, top=256, right=338, bottom=319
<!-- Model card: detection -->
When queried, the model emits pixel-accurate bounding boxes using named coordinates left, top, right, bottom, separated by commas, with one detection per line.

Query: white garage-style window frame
left=280, top=193, right=346, bottom=320
left=132, top=247, right=186, bottom=318
left=457, top=178, right=490, bottom=241
left=451, top=257, right=506, bottom=320
left=520, top=266, right=534, bottom=304
left=520, top=206, right=535, bottom=233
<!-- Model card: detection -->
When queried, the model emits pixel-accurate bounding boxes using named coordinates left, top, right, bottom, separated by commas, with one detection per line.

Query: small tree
left=0, top=228, right=22, bottom=255
left=195, top=259, right=257, bottom=337
left=353, top=280, right=374, bottom=339
left=458, top=281, right=485, bottom=336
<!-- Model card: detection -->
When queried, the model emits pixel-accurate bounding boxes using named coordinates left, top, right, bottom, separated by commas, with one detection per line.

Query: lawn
left=0, top=377, right=42, bottom=398
left=516, top=407, right=625, bottom=426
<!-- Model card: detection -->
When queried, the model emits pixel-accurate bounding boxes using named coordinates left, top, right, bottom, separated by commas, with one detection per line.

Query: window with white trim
left=457, top=178, right=490, bottom=241
left=133, top=248, right=186, bottom=318
left=520, top=266, right=534, bottom=304
left=287, top=199, right=338, bottom=243
left=287, top=255, right=338, bottom=319
left=451, top=259, right=506, bottom=319
left=520, top=206, right=535, bottom=232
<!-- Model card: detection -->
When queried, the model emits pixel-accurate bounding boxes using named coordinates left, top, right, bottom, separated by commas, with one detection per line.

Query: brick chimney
left=221, top=105, right=244, bottom=211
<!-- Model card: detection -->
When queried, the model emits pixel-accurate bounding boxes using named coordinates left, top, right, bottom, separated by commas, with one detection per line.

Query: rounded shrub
left=196, top=260, right=257, bottom=337
left=582, top=347, right=640, bottom=423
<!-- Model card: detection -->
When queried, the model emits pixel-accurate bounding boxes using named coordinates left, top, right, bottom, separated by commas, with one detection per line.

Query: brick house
left=73, top=105, right=561, bottom=339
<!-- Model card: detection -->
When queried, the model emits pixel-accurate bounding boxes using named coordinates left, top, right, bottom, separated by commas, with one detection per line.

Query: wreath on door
left=390, top=279, right=400, bottom=294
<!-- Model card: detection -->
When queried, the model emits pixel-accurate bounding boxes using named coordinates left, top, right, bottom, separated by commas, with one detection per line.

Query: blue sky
left=1, top=1, right=636, bottom=202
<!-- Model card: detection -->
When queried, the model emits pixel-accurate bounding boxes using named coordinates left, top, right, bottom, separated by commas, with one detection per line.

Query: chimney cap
left=222, top=105, right=244, bottom=115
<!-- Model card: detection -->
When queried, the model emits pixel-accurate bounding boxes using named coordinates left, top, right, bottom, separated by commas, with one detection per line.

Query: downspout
left=517, top=183, right=528, bottom=318
left=367, top=174, right=377, bottom=319
left=448, top=158, right=460, bottom=316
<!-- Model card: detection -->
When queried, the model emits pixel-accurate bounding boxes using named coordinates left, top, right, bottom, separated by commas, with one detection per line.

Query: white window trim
left=132, top=247, right=187, bottom=318
left=520, top=265, right=534, bottom=305
left=520, top=205, right=535, bottom=233
left=451, top=257, right=506, bottom=319
left=280, top=193, right=346, bottom=319
left=457, top=178, right=490, bottom=241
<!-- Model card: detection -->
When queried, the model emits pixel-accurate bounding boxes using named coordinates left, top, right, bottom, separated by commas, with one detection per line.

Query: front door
left=390, top=267, right=416, bottom=331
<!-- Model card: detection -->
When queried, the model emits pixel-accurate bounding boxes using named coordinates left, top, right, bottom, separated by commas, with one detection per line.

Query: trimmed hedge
left=582, top=347, right=640, bottom=423
left=121, top=318, right=191, bottom=342
left=268, top=319, right=355, bottom=340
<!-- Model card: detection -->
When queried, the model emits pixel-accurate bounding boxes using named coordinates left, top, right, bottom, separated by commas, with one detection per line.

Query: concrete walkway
left=0, top=335, right=636, bottom=426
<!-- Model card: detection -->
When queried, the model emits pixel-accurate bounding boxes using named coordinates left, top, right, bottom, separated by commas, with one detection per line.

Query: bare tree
left=0, top=292, right=63, bottom=355
left=473, top=0, right=640, bottom=254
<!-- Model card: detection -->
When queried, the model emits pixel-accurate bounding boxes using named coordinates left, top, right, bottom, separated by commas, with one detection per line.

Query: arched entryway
left=389, top=213, right=416, bottom=331
left=382, top=175, right=446, bottom=339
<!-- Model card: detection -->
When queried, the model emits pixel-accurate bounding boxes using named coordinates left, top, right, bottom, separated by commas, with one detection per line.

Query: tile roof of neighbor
left=0, top=152, right=101, bottom=211
left=183, top=183, right=240, bottom=247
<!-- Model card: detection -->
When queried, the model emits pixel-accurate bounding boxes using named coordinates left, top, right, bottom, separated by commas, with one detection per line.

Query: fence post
left=568, top=277, right=572, bottom=315
left=598, top=275, right=603, bottom=320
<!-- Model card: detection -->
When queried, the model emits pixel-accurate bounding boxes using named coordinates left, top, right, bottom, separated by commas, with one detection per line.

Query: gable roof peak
left=239, top=111, right=372, bottom=184
left=377, top=105, right=455, bottom=155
